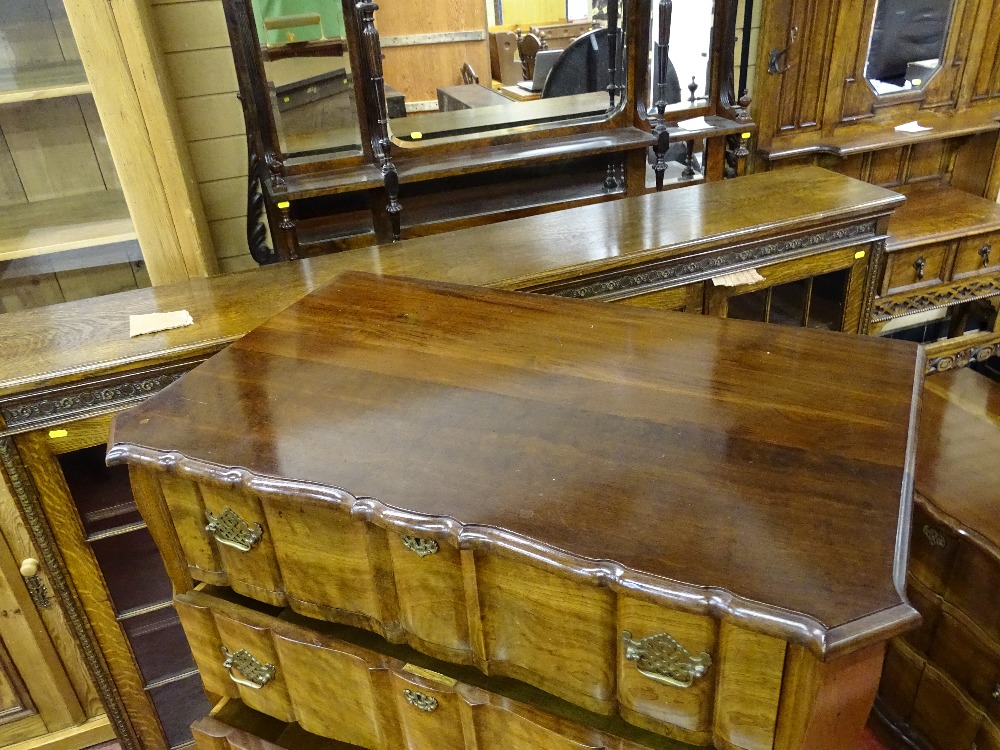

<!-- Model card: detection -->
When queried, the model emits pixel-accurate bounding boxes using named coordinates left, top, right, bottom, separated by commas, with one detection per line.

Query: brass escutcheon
left=205, top=508, right=264, bottom=552
left=922, top=524, right=947, bottom=548
left=622, top=630, right=712, bottom=688
left=403, top=689, right=438, bottom=712
left=401, top=535, right=439, bottom=557
left=221, top=647, right=275, bottom=689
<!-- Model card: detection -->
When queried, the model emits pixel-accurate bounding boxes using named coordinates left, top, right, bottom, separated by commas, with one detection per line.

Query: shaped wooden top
left=109, top=273, right=922, bottom=657
left=917, top=368, right=1000, bottom=551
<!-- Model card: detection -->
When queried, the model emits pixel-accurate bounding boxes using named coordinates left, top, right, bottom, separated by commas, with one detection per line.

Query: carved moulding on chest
left=538, top=221, right=879, bottom=300
left=872, top=274, right=1000, bottom=322
left=0, top=359, right=208, bottom=436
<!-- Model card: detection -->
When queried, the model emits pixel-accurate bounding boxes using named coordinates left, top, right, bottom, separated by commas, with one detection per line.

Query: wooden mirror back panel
left=221, top=0, right=755, bottom=262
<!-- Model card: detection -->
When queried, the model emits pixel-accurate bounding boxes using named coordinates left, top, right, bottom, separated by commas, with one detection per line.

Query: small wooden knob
left=19, top=558, right=39, bottom=578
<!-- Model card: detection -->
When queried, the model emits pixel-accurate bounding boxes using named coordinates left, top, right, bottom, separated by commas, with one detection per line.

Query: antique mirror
left=378, top=0, right=629, bottom=146
left=249, top=0, right=363, bottom=159
left=864, top=0, right=954, bottom=95
left=648, top=0, right=716, bottom=117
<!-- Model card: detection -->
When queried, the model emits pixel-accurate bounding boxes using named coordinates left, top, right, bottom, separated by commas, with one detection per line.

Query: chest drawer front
left=946, top=536, right=1000, bottom=645
left=158, top=477, right=794, bottom=748
left=928, top=606, right=1000, bottom=722
left=175, top=591, right=680, bottom=750
left=883, top=243, right=953, bottom=296
left=908, top=661, right=984, bottom=750
left=908, top=499, right=959, bottom=595
left=903, top=576, right=942, bottom=656
left=952, top=233, right=1000, bottom=280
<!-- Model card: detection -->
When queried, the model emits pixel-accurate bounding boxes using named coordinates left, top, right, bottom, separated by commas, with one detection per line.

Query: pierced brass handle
left=622, top=631, right=712, bottom=688
left=221, top=647, right=275, bottom=689
left=205, top=508, right=263, bottom=552
left=980, top=244, right=992, bottom=267
left=401, top=535, right=439, bottom=557
left=914, top=257, right=926, bottom=280
left=923, top=524, right=947, bottom=548
left=19, top=558, right=51, bottom=609
left=403, top=689, right=438, bottom=712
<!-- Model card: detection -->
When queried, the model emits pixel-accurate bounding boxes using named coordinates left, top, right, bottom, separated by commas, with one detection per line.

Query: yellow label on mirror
left=410, top=132, right=423, bottom=140
left=277, top=201, right=290, bottom=209
left=854, top=250, right=866, bottom=259
left=741, top=132, right=752, bottom=139
left=48, top=429, right=68, bottom=439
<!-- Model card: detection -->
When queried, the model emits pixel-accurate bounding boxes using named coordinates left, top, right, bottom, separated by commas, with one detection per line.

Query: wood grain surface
left=110, top=272, right=922, bottom=658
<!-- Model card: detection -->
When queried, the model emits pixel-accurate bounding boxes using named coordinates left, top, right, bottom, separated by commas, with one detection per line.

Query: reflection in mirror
left=649, top=0, right=714, bottom=116
left=865, top=0, right=953, bottom=95
left=250, top=0, right=362, bottom=158
left=384, top=0, right=626, bottom=145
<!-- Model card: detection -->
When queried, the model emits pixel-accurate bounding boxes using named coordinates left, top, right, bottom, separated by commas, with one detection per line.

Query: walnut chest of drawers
left=876, top=368, right=1000, bottom=750
left=108, top=273, right=924, bottom=750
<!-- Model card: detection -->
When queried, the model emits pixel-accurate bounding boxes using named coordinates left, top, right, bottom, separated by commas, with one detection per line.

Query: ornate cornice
left=927, top=340, right=1000, bottom=374
left=0, top=361, right=203, bottom=436
left=549, top=221, right=878, bottom=300
left=873, top=275, right=1000, bottom=321
left=0, top=437, right=140, bottom=750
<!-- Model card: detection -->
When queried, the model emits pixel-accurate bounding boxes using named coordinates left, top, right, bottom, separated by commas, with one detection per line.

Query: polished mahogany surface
left=917, top=368, right=1000, bottom=549
left=0, top=166, right=899, bottom=398
left=110, top=273, right=922, bottom=656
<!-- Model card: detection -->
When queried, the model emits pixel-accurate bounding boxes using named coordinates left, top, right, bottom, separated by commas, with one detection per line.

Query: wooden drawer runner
left=178, top=589, right=689, bottom=750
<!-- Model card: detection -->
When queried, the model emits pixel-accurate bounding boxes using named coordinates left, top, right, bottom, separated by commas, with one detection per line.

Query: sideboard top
left=110, top=273, right=922, bottom=658
left=0, top=167, right=900, bottom=401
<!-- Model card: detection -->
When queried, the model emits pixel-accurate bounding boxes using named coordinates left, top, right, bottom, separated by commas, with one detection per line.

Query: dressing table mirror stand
left=221, top=0, right=756, bottom=262
left=750, top=0, right=1000, bottom=375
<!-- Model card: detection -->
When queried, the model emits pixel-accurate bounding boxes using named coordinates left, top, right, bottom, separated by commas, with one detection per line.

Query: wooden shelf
left=0, top=190, right=137, bottom=261
left=887, top=182, right=1000, bottom=251
left=761, top=108, right=1000, bottom=161
left=0, top=61, right=90, bottom=104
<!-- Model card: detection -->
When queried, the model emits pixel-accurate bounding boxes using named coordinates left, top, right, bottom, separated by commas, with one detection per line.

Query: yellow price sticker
left=277, top=201, right=290, bottom=209
left=49, top=429, right=68, bottom=439
left=410, top=131, right=423, bottom=140
left=854, top=250, right=867, bottom=259
left=741, top=132, right=752, bottom=139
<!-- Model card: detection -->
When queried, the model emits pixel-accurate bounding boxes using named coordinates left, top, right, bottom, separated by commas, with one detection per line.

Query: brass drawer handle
left=923, top=525, right=947, bottom=548
left=622, top=630, right=712, bottom=688
left=205, top=508, right=263, bottom=552
left=913, top=257, right=926, bottom=280
left=401, top=535, right=439, bottom=557
left=403, top=689, right=438, bottom=712
left=980, top=244, right=992, bottom=267
left=221, top=647, right=275, bottom=689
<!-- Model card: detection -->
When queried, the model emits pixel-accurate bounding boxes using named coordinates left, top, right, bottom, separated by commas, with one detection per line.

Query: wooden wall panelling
left=951, top=131, right=1000, bottom=200
left=492, top=0, right=566, bottom=28
left=0, top=100, right=107, bottom=202
left=63, top=0, right=218, bottom=284
left=374, top=0, right=490, bottom=107
left=827, top=0, right=878, bottom=125
left=151, top=0, right=249, bottom=267
left=0, top=130, right=28, bottom=206
left=965, top=0, right=1000, bottom=104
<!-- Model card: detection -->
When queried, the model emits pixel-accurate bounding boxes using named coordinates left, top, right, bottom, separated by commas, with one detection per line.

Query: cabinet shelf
left=887, top=182, right=1000, bottom=251
left=0, top=190, right=136, bottom=261
left=0, top=61, right=91, bottom=104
